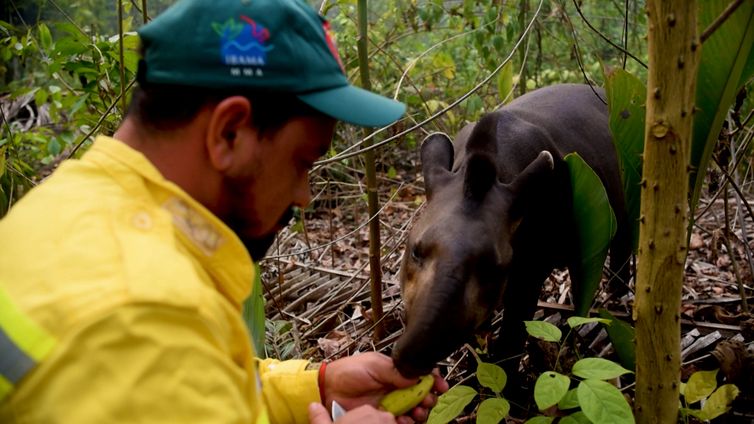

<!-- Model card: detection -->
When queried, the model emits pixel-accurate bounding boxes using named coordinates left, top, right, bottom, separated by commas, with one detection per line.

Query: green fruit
left=379, top=374, right=434, bottom=416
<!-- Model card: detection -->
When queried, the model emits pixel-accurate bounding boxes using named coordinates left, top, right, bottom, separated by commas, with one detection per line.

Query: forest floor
left=5, top=72, right=752, bottom=421
left=258, top=145, right=754, bottom=423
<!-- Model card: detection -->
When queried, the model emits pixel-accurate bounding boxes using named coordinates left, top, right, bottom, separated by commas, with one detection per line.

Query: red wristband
left=318, top=360, right=328, bottom=406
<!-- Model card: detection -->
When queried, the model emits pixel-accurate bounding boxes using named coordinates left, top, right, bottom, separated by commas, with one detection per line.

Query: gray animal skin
left=392, top=84, right=631, bottom=378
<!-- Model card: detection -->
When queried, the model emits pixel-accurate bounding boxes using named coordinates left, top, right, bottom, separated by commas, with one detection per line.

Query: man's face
left=222, top=115, right=335, bottom=259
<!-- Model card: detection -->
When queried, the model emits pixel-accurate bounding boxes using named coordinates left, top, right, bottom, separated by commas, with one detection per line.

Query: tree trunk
left=356, top=0, right=385, bottom=340
left=634, top=1, right=700, bottom=423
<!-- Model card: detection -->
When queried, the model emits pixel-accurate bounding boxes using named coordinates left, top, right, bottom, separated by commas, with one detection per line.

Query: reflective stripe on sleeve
left=0, top=287, right=56, bottom=402
left=0, top=327, right=35, bottom=383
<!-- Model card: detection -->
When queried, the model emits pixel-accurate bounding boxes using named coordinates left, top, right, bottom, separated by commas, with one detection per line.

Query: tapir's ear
left=464, top=152, right=497, bottom=202
left=509, top=151, right=555, bottom=220
left=421, top=133, right=454, bottom=199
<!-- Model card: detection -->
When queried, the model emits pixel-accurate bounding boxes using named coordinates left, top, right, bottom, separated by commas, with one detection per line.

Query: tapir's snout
left=392, top=271, right=477, bottom=378
left=392, top=341, right=436, bottom=378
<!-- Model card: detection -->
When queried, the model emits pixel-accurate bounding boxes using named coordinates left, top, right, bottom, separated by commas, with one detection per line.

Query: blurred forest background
left=0, top=0, right=649, bottom=215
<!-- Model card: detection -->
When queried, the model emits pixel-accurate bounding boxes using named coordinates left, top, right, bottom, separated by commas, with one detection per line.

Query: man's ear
left=205, top=96, right=253, bottom=172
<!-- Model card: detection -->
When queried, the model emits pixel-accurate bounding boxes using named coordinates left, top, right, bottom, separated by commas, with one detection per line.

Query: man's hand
left=308, top=403, right=395, bottom=424
left=321, top=352, right=449, bottom=423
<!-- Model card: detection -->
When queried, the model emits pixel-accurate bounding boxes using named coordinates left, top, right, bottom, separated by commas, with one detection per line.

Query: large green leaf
left=477, top=362, right=507, bottom=394
left=428, top=385, right=478, bottom=424
left=571, top=358, right=632, bottom=380
left=565, top=153, right=618, bottom=317
left=577, top=379, right=635, bottom=424
left=684, top=369, right=718, bottom=404
left=689, top=1, right=754, bottom=215
left=524, top=320, right=562, bottom=343
left=476, top=398, right=510, bottom=424
left=534, top=371, right=571, bottom=410
left=598, top=309, right=636, bottom=371
left=605, top=69, right=646, bottom=251
left=560, top=411, right=592, bottom=424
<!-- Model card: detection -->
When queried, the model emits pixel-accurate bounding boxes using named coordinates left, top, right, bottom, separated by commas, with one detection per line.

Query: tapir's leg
left=490, top=262, right=553, bottom=369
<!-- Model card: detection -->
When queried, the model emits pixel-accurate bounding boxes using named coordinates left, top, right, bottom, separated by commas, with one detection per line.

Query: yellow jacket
left=0, top=136, right=319, bottom=423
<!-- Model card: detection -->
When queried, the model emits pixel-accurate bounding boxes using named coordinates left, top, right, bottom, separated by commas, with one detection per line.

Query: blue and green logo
left=212, top=16, right=274, bottom=67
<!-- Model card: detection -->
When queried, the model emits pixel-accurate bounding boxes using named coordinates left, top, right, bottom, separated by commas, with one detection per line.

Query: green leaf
left=698, top=384, right=740, bottom=421
left=567, top=316, right=611, bottom=329
left=497, top=61, right=513, bottom=104
left=572, top=358, right=632, bottom=380
left=598, top=309, right=635, bottom=371
left=605, top=68, right=645, bottom=251
left=558, top=388, right=580, bottom=410
left=242, top=263, right=266, bottom=357
left=577, top=379, right=634, bottom=424
left=684, top=369, right=718, bottom=404
left=523, top=417, right=554, bottom=424
left=534, top=371, right=570, bottom=410
left=34, top=88, right=48, bottom=107
left=565, top=153, right=617, bottom=316
left=38, top=23, right=52, bottom=50
left=47, top=138, right=61, bottom=156
left=428, top=385, right=477, bottom=424
left=524, top=321, right=562, bottom=342
left=476, top=398, right=510, bottom=424
left=560, top=411, right=592, bottom=424
left=690, top=1, right=754, bottom=217
left=477, top=362, right=507, bottom=394
left=0, top=145, right=6, bottom=179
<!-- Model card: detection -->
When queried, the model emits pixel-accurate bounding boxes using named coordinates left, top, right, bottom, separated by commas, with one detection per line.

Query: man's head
left=122, top=0, right=405, bottom=259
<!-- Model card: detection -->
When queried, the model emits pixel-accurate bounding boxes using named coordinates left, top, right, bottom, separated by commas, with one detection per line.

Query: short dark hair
left=126, top=81, right=322, bottom=135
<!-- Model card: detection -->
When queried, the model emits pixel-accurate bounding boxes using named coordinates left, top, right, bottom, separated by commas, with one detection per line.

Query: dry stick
left=571, top=0, right=647, bottom=69
left=390, top=23, right=492, bottom=100
left=117, top=0, right=127, bottom=114
left=313, top=0, right=545, bottom=168
left=700, top=0, right=746, bottom=43
left=731, top=133, right=754, bottom=308
left=560, top=1, right=606, bottom=105
left=722, top=180, right=749, bottom=313
left=47, top=0, right=88, bottom=39
left=713, top=156, right=754, bottom=247
left=140, top=0, right=149, bottom=23
left=622, top=0, right=629, bottom=69
left=694, top=128, right=754, bottom=222
left=68, top=79, right=136, bottom=158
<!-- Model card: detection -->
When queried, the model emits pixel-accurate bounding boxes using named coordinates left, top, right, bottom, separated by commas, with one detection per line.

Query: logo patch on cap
left=212, top=16, right=274, bottom=77
left=322, top=21, right=345, bottom=74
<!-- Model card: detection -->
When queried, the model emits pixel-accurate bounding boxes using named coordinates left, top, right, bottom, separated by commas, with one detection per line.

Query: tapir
left=392, top=84, right=631, bottom=378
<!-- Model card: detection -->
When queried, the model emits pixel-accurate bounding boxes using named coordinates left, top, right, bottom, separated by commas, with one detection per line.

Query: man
left=0, top=0, right=447, bottom=423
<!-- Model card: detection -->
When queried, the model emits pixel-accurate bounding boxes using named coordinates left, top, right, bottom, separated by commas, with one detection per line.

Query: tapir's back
left=453, top=84, right=614, bottom=182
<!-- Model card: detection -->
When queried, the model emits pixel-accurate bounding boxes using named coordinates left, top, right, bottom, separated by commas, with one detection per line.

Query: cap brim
left=297, top=85, right=405, bottom=127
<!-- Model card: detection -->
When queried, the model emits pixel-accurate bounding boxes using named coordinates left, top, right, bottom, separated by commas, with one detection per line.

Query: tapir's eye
left=410, top=244, right=424, bottom=263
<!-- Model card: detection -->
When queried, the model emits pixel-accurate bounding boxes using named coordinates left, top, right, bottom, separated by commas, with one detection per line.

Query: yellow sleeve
left=11, top=304, right=258, bottom=423
left=256, top=358, right=320, bottom=424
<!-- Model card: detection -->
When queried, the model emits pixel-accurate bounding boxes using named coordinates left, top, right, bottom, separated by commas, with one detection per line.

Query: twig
left=722, top=180, right=749, bottom=313
left=117, top=0, right=127, bottom=114
left=261, top=183, right=405, bottom=260
left=313, top=0, right=546, bottom=168
left=67, top=79, right=136, bottom=158
left=571, top=0, right=647, bottom=69
left=559, top=0, right=607, bottom=105
left=700, top=0, right=745, bottom=43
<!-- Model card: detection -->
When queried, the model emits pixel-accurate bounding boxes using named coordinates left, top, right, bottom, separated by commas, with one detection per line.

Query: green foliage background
left=1, top=0, right=648, bottom=216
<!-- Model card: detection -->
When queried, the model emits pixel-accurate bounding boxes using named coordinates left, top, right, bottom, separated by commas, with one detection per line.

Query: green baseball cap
left=137, top=0, right=405, bottom=127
